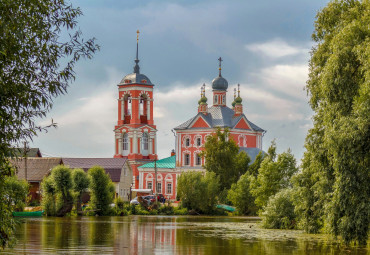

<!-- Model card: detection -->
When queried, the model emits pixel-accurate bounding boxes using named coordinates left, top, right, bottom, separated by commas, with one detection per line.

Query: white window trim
left=193, top=151, right=202, bottom=166
left=183, top=152, right=191, bottom=166
left=165, top=182, right=172, bottom=195
left=194, top=135, right=202, bottom=147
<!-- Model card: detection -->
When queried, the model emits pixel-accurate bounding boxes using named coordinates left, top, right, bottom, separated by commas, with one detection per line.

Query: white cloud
left=246, top=38, right=309, bottom=58
left=259, top=64, right=309, bottom=99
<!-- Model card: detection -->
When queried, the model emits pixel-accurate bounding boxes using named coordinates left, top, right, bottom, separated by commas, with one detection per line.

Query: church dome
left=200, top=96, right=208, bottom=104
left=235, top=96, right=242, bottom=104
left=212, top=76, right=228, bottom=91
left=119, top=72, right=153, bottom=85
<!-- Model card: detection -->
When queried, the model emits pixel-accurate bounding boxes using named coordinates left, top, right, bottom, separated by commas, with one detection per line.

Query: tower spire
left=134, top=30, right=140, bottom=74
left=218, top=57, right=223, bottom=77
left=234, top=88, right=236, bottom=99
left=238, top=83, right=240, bottom=97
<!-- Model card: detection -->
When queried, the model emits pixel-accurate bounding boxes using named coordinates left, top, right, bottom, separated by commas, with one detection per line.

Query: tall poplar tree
left=300, top=0, right=369, bottom=245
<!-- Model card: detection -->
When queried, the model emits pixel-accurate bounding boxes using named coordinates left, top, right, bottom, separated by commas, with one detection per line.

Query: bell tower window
left=122, top=133, right=129, bottom=156
left=142, top=132, right=149, bottom=156
left=139, top=94, right=148, bottom=124
left=125, top=95, right=132, bottom=115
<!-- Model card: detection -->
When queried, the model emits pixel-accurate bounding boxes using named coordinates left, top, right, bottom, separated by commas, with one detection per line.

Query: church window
left=157, top=182, right=162, bottom=193
left=222, top=95, right=225, bottom=104
left=147, top=182, right=152, bottom=190
left=196, top=137, right=201, bottom=146
left=214, top=95, right=217, bottom=104
left=122, top=133, right=129, bottom=156
left=184, top=154, right=190, bottom=165
left=195, top=154, right=201, bottom=166
left=142, top=133, right=149, bottom=156
left=185, top=138, right=190, bottom=147
left=167, top=183, right=172, bottom=194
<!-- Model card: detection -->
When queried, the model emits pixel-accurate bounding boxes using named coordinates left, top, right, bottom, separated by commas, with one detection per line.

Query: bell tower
left=114, top=31, right=157, bottom=188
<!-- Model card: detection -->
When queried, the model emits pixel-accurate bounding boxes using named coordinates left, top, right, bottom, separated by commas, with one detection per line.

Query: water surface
left=3, top=216, right=368, bottom=254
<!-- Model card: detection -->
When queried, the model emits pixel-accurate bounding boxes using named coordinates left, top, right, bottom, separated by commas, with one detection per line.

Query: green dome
left=200, top=96, right=207, bottom=103
left=235, top=96, right=242, bottom=104
left=231, top=100, right=236, bottom=107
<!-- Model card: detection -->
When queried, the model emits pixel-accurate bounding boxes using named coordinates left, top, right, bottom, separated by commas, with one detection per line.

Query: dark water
left=3, top=216, right=368, bottom=254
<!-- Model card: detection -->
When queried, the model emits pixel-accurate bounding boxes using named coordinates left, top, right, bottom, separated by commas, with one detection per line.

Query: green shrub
left=158, top=204, right=174, bottom=215
left=173, top=207, right=188, bottom=215
left=177, top=171, right=220, bottom=214
left=227, top=173, right=257, bottom=215
left=261, top=189, right=297, bottom=229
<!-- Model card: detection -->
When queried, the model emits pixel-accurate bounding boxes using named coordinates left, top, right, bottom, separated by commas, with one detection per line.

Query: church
left=114, top=32, right=265, bottom=200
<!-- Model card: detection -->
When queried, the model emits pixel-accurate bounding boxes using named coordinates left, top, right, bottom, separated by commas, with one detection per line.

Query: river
left=3, top=216, right=368, bottom=254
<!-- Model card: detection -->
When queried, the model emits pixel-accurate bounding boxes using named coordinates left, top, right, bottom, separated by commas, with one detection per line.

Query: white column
left=154, top=134, right=157, bottom=155
left=121, top=99, right=124, bottom=121
left=118, top=137, right=122, bottom=155
left=147, top=99, right=150, bottom=120
left=149, top=136, right=153, bottom=154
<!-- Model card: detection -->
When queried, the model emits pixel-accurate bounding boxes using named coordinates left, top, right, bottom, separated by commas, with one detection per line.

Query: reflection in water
left=3, top=216, right=369, bottom=254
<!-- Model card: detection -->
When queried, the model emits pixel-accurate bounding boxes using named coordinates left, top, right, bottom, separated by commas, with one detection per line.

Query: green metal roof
left=138, top=156, right=176, bottom=169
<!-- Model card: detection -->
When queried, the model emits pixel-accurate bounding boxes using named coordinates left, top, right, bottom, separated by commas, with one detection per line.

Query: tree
left=177, top=171, right=220, bottom=214
left=301, top=0, right=370, bottom=245
left=88, top=166, right=115, bottom=216
left=41, top=165, right=74, bottom=217
left=72, top=168, right=90, bottom=215
left=261, top=189, right=296, bottom=230
left=41, top=175, right=57, bottom=216
left=250, top=142, right=298, bottom=209
left=0, top=0, right=98, bottom=248
left=227, top=173, right=257, bottom=215
left=3, top=176, right=29, bottom=212
left=0, top=170, right=29, bottom=248
left=202, top=128, right=250, bottom=191
left=248, top=151, right=265, bottom=177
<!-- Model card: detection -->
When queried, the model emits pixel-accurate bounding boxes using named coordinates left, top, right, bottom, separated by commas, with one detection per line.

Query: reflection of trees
left=88, top=217, right=114, bottom=247
left=12, top=217, right=369, bottom=254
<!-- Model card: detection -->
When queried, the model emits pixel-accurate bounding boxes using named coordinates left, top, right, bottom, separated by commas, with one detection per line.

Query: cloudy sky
left=32, top=0, right=330, bottom=161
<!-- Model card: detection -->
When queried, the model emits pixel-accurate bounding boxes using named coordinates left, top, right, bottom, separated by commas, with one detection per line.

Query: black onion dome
left=212, top=76, right=228, bottom=90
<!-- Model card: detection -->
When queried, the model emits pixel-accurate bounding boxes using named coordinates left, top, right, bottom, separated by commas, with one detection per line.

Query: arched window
left=122, top=133, right=129, bottom=156
left=142, top=133, right=149, bottom=156
left=195, top=154, right=202, bottom=166
left=196, top=137, right=201, bottom=147
left=139, top=94, right=147, bottom=116
left=125, top=95, right=132, bottom=115
left=185, top=138, right=190, bottom=147
left=184, top=154, right=190, bottom=166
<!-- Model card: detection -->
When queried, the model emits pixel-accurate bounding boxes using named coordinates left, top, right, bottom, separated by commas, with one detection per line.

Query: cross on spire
left=134, top=30, right=140, bottom=74
left=218, top=57, right=223, bottom=77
